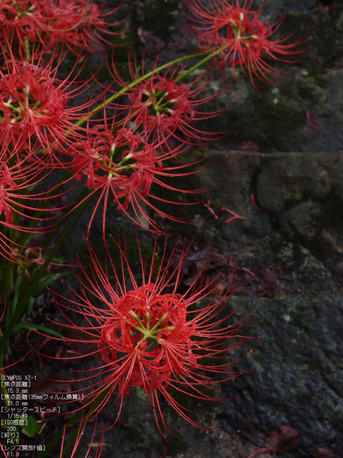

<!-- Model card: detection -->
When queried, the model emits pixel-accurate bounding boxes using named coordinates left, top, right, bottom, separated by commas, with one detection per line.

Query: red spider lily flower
left=65, top=123, right=206, bottom=235
left=42, top=236, right=253, bottom=438
left=108, top=59, right=226, bottom=154
left=0, top=0, right=125, bottom=55
left=0, top=50, right=103, bottom=163
left=184, top=0, right=306, bottom=86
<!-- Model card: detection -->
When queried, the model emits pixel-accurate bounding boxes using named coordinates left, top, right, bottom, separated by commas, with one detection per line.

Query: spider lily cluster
left=0, top=0, right=305, bottom=456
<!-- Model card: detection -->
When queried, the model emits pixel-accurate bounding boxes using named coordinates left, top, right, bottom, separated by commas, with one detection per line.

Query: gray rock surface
left=221, top=294, right=343, bottom=457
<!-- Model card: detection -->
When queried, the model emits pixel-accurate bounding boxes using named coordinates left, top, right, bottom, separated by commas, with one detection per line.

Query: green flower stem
left=0, top=191, right=94, bottom=357
left=36, top=387, right=111, bottom=458
left=25, top=169, right=73, bottom=233
left=0, top=172, right=86, bottom=302
left=175, top=43, right=231, bottom=83
left=74, top=46, right=230, bottom=129
left=24, top=36, right=31, bottom=60
left=0, top=258, right=14, bottom=304
left=0, top=350, right=11, bottom=407
left=40, top=186, right=90, bottom=251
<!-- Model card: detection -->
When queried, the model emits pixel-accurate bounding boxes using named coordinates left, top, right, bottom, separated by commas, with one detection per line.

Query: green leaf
left=14, top=323, right=64, bottom=338
left=27, top=296, right=35, bottom=316
left=32, top=270, right=71, bottom=295
left=22, top=416, right=40, bottom=437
